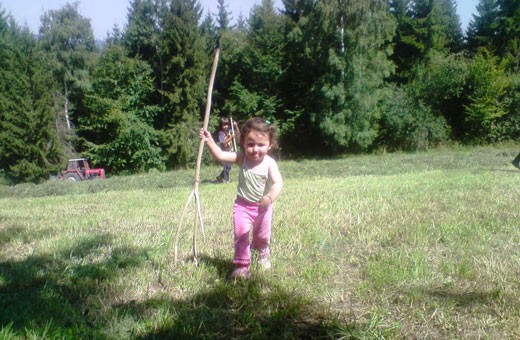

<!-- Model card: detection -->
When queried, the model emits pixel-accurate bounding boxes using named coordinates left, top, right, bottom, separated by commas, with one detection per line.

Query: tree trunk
left=64, top=85, right=71, bottom=130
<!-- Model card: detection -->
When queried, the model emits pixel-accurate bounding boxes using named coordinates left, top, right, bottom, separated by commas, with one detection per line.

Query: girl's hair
left=218, top=116, right=230, bottom=130
left=239, top=117, right=278, bottom=149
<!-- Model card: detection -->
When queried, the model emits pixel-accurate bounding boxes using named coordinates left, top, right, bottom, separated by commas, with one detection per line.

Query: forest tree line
left=0, top=0, right=518, bottom=184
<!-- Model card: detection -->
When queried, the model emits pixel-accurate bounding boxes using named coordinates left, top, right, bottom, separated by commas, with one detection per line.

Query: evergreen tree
left=200, top=9, right=217, bottom=37
left=0, top=4, right=9, bottom=33
left=123, top=0, right=208, bottom=168
left=216, top=0, right=232, bottom=31
left=389, top=0, right=427, bottom=83
left=465, top=0, right=519, bottom=70
left=439, top=0, right=464, bottom=52
left=392, top=0, right=466, bottom=140
left=124, top=0, right=166, bottom=111
left=211, top=21, right=247, bottom=124
left=105, top=24, right=124, bottom=47
left=324, top=0, right=396, bottom=151
left=465, top=0, right=499, bottom=54
left=280, top=0, right=331, bottom=154
left=200, top=8, right=218, bottom=56
left=223, top=0, right=283, bottom=121
left=125, top=0, right=165, bottom=60
left=390, top=0, right=462, bottom=84
left=281, top=0, right=395, bottom=153
left=236, top=12, right=247, bottom=31
left=495, top=0, right=520, bottom=70
left=413, top=0, right=462, bottom=54
left=0, top=21, right=63, bottom=183
left=159, top=0, right=207, bottom=167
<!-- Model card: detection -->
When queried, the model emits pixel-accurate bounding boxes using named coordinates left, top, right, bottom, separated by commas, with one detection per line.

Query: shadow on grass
left=0, top=224, right=54, bottom=247
left=0, top=233, right=149, bottom=338
left=426, top=286, right=502, bottom=307
left=1, top=239, right=374, bottom=339
left=108, top=254, right=349, bottom=339
left=0, top=225, right=28, bottom=247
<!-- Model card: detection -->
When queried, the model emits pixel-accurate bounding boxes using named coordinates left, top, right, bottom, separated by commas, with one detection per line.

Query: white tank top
left=236, top=156, right=274, bottom=203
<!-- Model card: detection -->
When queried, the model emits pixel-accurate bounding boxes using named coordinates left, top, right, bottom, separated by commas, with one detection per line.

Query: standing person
left=512, top=151, right=520, bottom=170
left=216, top=117, right=235, bottom=183
left=200, top=117, right=283, bottom=279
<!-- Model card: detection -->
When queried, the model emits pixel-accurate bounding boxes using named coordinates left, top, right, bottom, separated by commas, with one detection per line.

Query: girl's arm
left=200, top=128, right=238, bottom=164
left=259, top=160, right=283, bottom=208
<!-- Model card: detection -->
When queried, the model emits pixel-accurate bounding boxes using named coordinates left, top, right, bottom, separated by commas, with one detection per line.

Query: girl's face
left=242, top=130, right=271, bottom=164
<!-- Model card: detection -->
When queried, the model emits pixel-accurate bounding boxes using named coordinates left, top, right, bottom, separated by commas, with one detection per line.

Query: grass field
left=1, top=144, right=519, bottom=339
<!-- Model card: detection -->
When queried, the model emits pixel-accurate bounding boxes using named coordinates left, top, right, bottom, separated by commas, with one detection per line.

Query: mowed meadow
left=1, top=145, right=519, bottom=339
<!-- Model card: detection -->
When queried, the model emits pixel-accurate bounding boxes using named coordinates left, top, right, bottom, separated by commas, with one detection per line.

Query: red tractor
left=61, top=158, right=105, bottom=181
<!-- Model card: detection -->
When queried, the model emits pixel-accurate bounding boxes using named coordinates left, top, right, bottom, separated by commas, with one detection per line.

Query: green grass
left=1, top=144, right=519, bottom=339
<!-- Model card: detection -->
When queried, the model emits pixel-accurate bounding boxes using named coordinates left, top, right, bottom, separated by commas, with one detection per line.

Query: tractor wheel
left=64, top=173, right=81, bottom=182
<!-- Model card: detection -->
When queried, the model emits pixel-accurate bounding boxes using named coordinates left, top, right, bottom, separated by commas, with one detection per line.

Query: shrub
left=488, top=72, right=520, bottom=142
left=409, top=52, right=468, bottom=139
left=376, top=85, right=450, bottom=151
left=463, top=50, right=509, bottom=142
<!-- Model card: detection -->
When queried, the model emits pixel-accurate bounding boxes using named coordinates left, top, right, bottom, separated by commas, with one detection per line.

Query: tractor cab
left=67, top=158, right=88, bottom=175
left=61, top=158, right=105, bottom=181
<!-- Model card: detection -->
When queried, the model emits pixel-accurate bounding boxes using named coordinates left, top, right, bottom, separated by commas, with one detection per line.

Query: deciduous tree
left=79, top=45, right=163, bottom=174
left=39, top=2, right=96, bottom=131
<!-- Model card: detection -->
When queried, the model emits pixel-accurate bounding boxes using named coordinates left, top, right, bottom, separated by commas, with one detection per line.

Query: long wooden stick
left=174, top=46, right=220, bottom=265
left=230, top=116, right=238, bottom=152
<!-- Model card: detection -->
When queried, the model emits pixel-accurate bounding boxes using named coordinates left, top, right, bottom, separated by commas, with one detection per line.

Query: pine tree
left=391, top=0, right=466, bottom=139
left=236, top=12, right=247, bottom=31
left=159, top=0, right=207, bottom=167
left=495, top=0, right=520, bottom=70
left=413, top=0, right=462, bottom=54
left=200, top=8, right=218, bottom=57
left=125, top=0, right=165, bottom=60
left=0, top=21, right=63, bottom=183
left=235, top=0, right=284, bottom=120
left=0, top=4, right=9, bottom=33
left=465, top=0, right=499, bottom=54
left=279, top=0, right=330, bottom=153
left=123, top=0, right=208, bottom=168
left=216, top=0, right=232, bottom=31
left=439, top=0, right=464, bottom=53
left=389, top=0, right=427, bottom=83
left=281, top=0, right=396, bottom=153
left=124, top=0, right=167, bottom=122
left=323, top=0, right=396, bottom=151
left=200, top=9, right=217, bottom=38
left=211, top=18, right=247, bottom=122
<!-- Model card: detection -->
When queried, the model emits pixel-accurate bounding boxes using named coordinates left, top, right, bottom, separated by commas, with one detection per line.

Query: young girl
left=216, top=117, right=233, bottom=183
left=199, top=117, right=283, bottom=279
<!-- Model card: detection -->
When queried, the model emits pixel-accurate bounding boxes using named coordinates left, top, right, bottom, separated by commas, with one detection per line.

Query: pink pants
left=232, top=197, right=273, bottom=267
